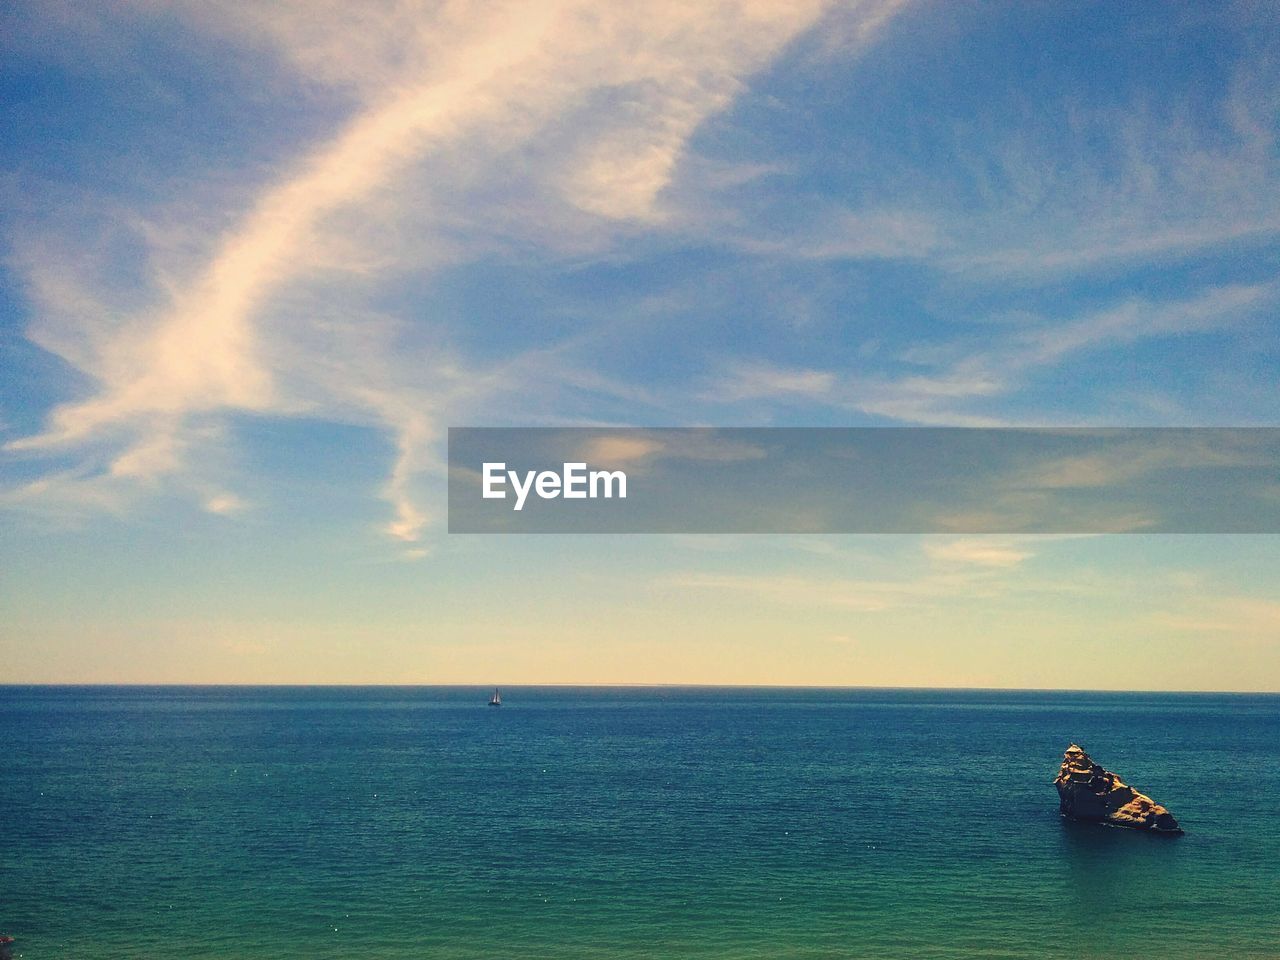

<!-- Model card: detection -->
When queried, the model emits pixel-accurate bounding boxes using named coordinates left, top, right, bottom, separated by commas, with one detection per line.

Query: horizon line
left=1, top=681, right=1276, bottom=695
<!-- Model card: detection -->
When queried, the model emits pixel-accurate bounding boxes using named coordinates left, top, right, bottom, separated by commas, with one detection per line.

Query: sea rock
left=1054, top=744, right=1183, bottom=834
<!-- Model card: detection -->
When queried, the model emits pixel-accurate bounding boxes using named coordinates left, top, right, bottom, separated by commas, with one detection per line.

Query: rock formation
left=1054, top=744, right=1183, bottom=834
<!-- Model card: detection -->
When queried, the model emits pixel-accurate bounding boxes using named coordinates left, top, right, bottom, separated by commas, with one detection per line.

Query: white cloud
left=711, top=363, right=836, bottom=403
left=705, top=282, right=1276, bottom=426
left=204, top=492, right=248, bottom=515
left=579, top=435, right=667, bottom=466
left=1154, top=597, right=1280, bottom=642
left=7, top=0, right=912, bottom=539
left=923, top=538, right=1031, bottom=568
left=703, top=17, right=1280, bottom=282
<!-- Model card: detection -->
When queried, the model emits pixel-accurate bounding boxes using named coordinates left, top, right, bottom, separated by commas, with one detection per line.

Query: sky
left=2, top=0, right=1279, bottom=689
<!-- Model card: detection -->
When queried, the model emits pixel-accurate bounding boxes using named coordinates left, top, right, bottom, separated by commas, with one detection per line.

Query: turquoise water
left=2, top=686, right=1278, bottom=959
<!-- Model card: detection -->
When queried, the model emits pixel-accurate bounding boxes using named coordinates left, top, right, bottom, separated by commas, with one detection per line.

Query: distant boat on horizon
left=488, top=688, right=502, bottom=707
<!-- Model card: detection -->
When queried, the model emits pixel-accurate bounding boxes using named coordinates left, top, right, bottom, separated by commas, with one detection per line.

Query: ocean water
left=1, top=686, right=1278, bottom=959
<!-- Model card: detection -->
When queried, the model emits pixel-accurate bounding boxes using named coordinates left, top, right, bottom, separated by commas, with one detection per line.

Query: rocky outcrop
left=1054, top=744, right=1182, bottom=834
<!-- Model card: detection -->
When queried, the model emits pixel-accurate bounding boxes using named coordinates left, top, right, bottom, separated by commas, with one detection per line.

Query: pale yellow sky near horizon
left=5, top=535, right=1278, bottom=692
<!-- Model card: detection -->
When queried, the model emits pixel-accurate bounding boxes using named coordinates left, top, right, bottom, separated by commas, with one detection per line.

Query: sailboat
left=488, top=688, right=502, bottom=707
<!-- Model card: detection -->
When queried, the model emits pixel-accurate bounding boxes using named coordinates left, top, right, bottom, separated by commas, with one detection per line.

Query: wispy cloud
left=720, top=33, right=1280, bottom=280
left=706, top=282, right=1276, bottom=425
left=7, top=0, right=1276, bottom=546
left=6, top=0, right=914, bottom=540
left=204, top=492, right=248, bottom=516
left=922, top=537, right=1031, bottom=568
left=1154, top=596, right=1280, bottom=643
left=941, top=75, right=1280, bottom=278
left=662, top=534, right=1040, bottom=611
left=708, top=364, right=837, bottom=404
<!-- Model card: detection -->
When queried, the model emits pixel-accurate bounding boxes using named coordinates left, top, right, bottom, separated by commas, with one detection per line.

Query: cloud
left=939, top=76, right=1280, bottom=278
left=662, top=544, right=1029, bottom=610
left=705, top=282, right=1276, bottom=425
left=923, top=538, right=1031, bottom=568
left=1154, top=596, right=1280, bottom=642
left=574, top=429, right=767, bottom=472
left=0, top=468, right=132, bottom=523
left=710, top=364, right=836, bottom=403
left=702, top=10, right=1280, bottom=282
left=736, top=208, right=941, bottom=262
left=578, top=434, right=667, bottom=466
left=204, top=492, right=248, bottom=515
left=7, top=0, right=913, bottom=539
left=1008, top=432, right=1271, bottom=491
left=13, top=0, right=1271, bottom=544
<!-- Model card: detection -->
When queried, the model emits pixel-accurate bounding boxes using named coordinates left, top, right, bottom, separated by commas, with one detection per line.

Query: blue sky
left=2, top=1, right=1278, bottom=687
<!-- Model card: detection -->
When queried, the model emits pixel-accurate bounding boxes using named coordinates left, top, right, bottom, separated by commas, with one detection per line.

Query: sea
left=2, top=686, right=1278, bottom=959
